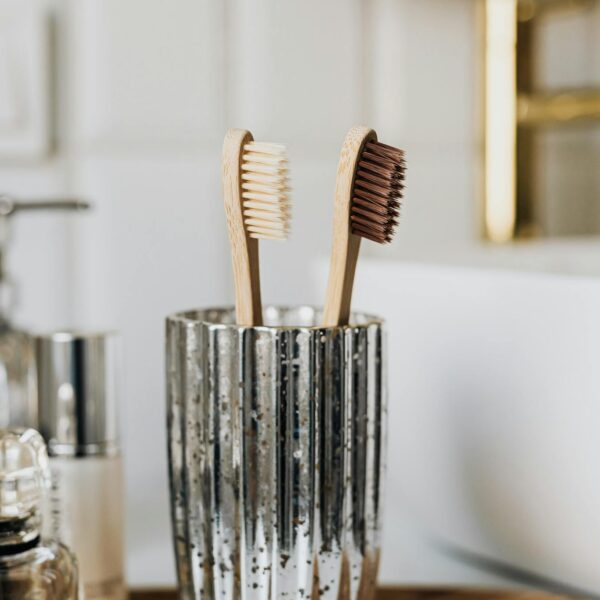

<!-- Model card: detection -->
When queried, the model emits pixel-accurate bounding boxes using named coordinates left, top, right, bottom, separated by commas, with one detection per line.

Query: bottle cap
left=36, top=331, right=120, bottom=457
left=0, top=428, right=49, bottom=520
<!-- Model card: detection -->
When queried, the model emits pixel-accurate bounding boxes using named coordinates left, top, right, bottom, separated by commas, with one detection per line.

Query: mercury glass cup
left=166, top=306, right=387, bottom=600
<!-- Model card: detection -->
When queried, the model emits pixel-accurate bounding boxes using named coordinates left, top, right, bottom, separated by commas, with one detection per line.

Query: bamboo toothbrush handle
left=222, top=128, right=263, bottom=326
left=322, top=126, right=376, bottom=327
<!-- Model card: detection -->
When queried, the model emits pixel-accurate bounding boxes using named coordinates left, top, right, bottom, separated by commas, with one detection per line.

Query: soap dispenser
left=0, top=195, right=90, bottom=429
left=0, top=428, right=80, bottom=598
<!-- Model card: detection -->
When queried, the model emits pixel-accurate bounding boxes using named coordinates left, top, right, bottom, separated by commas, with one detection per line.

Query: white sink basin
left=347, top=260, right=600, bottom=591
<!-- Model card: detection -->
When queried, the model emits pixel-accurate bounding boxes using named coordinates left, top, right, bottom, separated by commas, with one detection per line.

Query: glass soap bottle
left=0, top=206, right=36, bottom=429
left=0, top=195, right=90, bottom=429
left=0, top=428, right=79, bottom=598
left=36, top=331, right=125, bottom=600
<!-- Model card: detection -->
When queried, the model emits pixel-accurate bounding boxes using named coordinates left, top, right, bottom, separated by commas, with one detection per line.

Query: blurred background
left=1, top=0, right=600, bottom=593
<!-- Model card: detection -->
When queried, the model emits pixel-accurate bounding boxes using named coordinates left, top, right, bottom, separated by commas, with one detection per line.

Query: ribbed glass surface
left=166, top=306, right=386, bottom=600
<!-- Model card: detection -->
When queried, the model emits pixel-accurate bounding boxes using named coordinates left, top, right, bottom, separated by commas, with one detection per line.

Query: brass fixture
left=482, top=0, right=600, bottom=242
left=518, top=90, right=600, bottom=125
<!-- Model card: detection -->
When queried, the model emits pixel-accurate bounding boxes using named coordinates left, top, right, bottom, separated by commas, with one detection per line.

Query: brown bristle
left=351, top=140, right=405, bottom=244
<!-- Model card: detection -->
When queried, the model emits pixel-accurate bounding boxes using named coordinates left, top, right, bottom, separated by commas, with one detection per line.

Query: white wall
left=1, top=0, right=599, bottom=590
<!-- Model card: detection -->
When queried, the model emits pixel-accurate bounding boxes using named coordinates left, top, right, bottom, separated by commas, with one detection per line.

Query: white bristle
left=242, top=142, right=290, bottom=241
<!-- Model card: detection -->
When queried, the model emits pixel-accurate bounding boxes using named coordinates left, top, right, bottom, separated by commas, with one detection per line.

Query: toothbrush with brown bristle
left=222, top=128, right=290, bottom=326
left=322, top=126, right=406, bottom=327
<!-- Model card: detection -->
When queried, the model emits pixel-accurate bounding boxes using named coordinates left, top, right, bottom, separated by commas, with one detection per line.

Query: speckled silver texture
left=166, top=306, right=386, bottom=600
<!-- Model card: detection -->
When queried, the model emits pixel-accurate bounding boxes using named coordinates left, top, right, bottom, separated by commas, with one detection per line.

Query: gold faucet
left=482, top=0, right=600, bottom=242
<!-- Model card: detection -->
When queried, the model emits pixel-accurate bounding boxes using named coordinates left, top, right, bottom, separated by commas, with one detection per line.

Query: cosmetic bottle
left=0, top=428, right=79, bottom=598
left=0, top=195, right=90, bottom=429
left=36, top=331, right=125, bottom=600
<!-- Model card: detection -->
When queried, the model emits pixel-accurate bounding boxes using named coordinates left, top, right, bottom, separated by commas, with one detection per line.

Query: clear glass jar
left=0, top=428, right=80, bottom=599
left=0, top=540, right=79, bottom=599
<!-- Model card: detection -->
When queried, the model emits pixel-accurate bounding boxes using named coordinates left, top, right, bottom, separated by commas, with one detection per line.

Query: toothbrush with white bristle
left=222, top=129, right=290, bottom=326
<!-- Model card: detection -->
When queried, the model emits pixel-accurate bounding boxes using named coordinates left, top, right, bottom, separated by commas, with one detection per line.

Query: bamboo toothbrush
left=322, top=126, right=406, bottom=327
left=222, top=128, right=290, bottom=326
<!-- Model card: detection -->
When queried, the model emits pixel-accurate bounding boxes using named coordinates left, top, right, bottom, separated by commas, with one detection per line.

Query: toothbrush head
left=350, top=140, right=405, bottom=244
left=241, top=142, right=290, bottom=241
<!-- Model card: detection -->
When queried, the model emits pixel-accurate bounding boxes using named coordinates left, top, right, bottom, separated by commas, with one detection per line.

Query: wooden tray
left=129, top=588, right=572, bottom=599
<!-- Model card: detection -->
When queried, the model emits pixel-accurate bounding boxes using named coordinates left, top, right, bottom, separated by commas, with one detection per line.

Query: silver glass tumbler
left=166, top=306, right=386, bottom=600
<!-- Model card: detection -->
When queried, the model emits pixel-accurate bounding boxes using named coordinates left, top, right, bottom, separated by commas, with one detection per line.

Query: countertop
left=129, top=588, right=572, bottom=599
